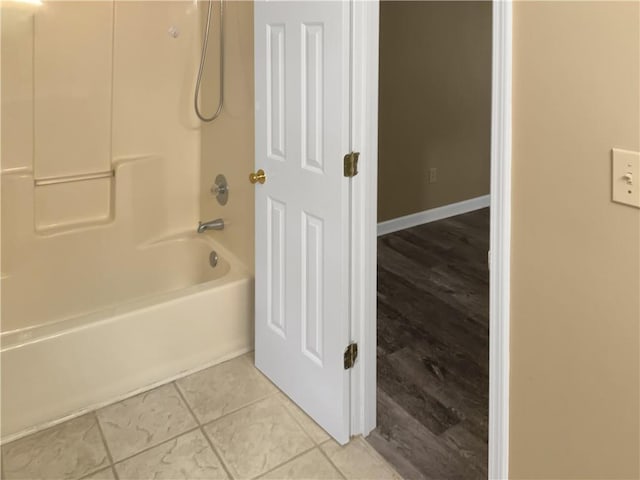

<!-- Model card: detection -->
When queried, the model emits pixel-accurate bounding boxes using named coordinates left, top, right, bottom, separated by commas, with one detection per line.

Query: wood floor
left=366, top=208, right=489, bottom=479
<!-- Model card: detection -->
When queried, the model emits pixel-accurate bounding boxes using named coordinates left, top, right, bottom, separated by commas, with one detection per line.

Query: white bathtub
left=0, top=234, right=253, bottom=442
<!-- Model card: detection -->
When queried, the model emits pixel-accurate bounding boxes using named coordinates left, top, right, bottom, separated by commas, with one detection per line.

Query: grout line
left=173, top=369, right=319, bottom=480
left=199, top=425, right=235, bottom=480
left=192, top=389, right=281, bottom=429
left=319, top=439, right=351, bottom=480
left=171, top=382, right=202, bottom=426
left=101, top=385, right=202, bottom=466
left=320, top=436, right=403, bottom=480
left=78, top=466, right=116, bottom=480
left=317, top=442, right=348, bottom=480
left=224, top=392, right=324, bottom=479
left=92, top=411, right=119, bottom=480
left=262, top=396, right=346, bottom=476
left=358, top=436, right=396, bottom=466
left=274, top=393, right=326, bottom=447
left=250, top=444, right=317, bottom=480
left=110, top=425, right=201, bottom=467
left=355, top=436, right=405, bottom=479
left=172, top=382, right=235, bottom=480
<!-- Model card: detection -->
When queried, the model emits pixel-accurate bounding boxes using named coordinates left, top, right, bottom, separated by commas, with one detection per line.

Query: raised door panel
left=301, top=211, right=324, bottom=365
left=267, top=197, right=287, bottom=338
left=267, top=24, right=286, bottom=162
left=301, top=23, right=324, bottom=174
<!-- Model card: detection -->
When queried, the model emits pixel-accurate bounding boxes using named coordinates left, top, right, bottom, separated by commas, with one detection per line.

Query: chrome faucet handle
left=211, top=174, right=229, bottom=205
left=211, top=184, right=227, bottom=195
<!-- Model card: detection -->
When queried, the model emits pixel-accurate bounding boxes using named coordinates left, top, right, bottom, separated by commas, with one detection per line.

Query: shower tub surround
left=1, top=354, right=402, bottom=480
left=0, top=157, right=253, bottom=441
left=1, top=0, right=257, bottom=443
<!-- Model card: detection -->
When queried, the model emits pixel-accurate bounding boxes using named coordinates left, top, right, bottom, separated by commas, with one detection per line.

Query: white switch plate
left=612, top=148, right=640, bottom=208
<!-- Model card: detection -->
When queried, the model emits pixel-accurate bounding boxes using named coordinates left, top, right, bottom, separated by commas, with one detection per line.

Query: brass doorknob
left=249, top=169, right=266, bottom=184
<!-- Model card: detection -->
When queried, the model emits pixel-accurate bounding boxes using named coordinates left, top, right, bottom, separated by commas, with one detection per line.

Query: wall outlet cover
left=429, top=167, right=437, bottom=184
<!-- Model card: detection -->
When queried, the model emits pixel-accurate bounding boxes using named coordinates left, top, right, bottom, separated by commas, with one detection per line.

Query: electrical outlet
left=612, top=148, right=640, bottom=208
left=429, top=167, right=437, bottom=184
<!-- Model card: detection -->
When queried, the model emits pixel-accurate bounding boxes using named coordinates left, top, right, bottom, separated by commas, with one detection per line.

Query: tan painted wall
left=510, top=2, right=640, bottom=478
left=377, top=1, right=492, bottom=222
left=199, top=1, right=254, bottom=271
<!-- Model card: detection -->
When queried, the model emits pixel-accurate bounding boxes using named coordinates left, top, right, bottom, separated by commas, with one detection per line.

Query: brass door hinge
left=344, top=343, right=358, bottom=369
left=344, top=152, right=360, bottom=177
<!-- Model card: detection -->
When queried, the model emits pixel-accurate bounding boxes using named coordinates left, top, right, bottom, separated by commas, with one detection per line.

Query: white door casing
left=254, top=0, right=352, bottom=444
left=349, top=1, right=513, bottom=476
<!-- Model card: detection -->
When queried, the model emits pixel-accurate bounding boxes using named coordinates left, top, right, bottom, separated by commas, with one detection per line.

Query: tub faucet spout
left=197, top=218, right=224, bottom=233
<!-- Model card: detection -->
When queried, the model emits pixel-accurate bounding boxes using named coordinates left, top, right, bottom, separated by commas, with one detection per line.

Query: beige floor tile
left=261, top=449, right=343, bottom=480
left=96, top=383, right=197, bottom=461
left=176, top=353, right=277, bottom=424
left=81, top=468, right=116, bottom=480
left=1, top=414, right=109, bottom=480
left=115, top=429, right=228, bottom=480
left=276, top=393, right=331, bottom=445
left=204, top=395, right=314, bottom=479
left=321, top=438, right=402, bottom=480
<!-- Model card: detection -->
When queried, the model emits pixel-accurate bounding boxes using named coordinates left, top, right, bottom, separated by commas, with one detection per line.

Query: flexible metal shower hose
left=194, top=0, right=224, bottom=122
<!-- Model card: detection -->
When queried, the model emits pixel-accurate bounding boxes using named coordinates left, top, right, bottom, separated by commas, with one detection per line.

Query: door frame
left=349, top=1, right=512, bottom=479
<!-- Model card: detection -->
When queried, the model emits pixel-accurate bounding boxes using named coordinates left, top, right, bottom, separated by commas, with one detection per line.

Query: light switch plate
left=612, top=148, right=640, bottom=208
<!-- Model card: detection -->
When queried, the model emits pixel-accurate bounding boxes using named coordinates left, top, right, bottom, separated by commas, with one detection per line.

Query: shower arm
left=194, top=0, right=224, bottom=123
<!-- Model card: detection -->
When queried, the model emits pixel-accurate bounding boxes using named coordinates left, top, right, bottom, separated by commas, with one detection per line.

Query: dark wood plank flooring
left=366, top=208, right=489, bottom=479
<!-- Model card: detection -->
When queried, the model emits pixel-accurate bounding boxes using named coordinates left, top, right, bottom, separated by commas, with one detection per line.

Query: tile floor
left=1, top=353, right=401, bottom=480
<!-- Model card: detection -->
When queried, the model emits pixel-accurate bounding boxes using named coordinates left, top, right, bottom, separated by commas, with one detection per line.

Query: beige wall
left=199, top=1, right=254, bottom=271
left=377, top=1, right=492, bottom=222
left=510, top=2, right=640, bottom=478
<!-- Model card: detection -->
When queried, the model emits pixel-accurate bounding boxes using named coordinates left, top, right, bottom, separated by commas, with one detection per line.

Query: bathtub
left=0, top=233, right=253, bottom=443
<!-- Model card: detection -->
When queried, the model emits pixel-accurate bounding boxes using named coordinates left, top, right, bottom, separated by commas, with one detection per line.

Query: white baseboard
left=377, top=194, right=490, bottom=236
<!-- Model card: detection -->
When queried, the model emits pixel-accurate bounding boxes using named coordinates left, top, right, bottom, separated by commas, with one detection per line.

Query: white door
left=254, top=0, right=353, bottom=444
